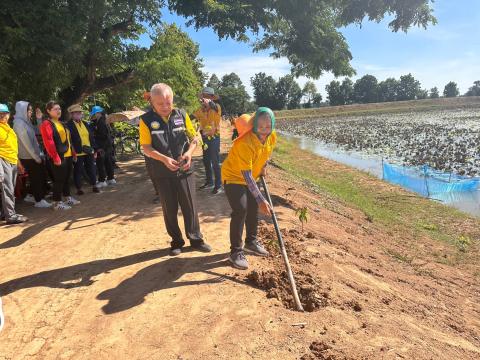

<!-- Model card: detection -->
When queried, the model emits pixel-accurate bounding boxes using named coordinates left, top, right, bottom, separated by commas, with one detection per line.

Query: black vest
left=142, top=108, right=193, bottom=178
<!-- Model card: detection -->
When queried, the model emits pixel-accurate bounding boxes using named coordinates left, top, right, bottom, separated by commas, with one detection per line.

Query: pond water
left=281, top=132, right=480, bottom=217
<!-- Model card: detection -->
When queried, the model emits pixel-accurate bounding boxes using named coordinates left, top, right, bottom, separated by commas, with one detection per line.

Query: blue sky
left=144, top=1, right=480, bottom=97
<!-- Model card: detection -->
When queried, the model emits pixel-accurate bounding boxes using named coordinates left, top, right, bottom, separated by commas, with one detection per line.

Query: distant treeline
left=207, top=71, right=480, bottom=114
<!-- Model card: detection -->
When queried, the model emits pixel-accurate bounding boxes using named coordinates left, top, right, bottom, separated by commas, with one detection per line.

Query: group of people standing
left=141, top=84, right=277, bottom=270
left=0, top=101, right=117, bottom=223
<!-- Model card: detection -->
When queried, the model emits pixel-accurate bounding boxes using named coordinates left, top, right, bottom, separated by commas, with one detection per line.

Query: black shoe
left=191, top=242, right=212, bottom=252
left=199, top=182, right=214, bottom=190
left=76, top=189, right=85, bottom=195
left=212, top=186, right=223, bottom=195
left=6, top=214, right=28, bottom=224
left=170, top=248, right=182, bottom=256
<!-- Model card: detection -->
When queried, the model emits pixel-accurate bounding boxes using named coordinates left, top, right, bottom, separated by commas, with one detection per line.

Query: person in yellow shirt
left=0, top=103, right=28, bottom=224
left=139, top=83, right=212, bottom=256
left=192, top=87, right=223, bottom=194
left=40, top=101, right=80, bottom=210
left=67, top=104, right=100, bottom=195
left=221, top=107, right=276, bottom=269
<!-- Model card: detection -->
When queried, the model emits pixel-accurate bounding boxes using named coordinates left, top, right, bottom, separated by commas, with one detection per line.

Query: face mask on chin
left=72, top=112, right=83, bottom=121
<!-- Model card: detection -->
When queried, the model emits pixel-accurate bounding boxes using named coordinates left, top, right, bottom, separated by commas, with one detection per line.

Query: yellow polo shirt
left=0, top=122, right=18, bottom=164
left=221, top=130, right=277, bottom=185
left=74, top=121, right=91, bottom=156
left=139, top=111, right=196, bottom=146
left=193, top=104, right=222, bottom=135
left=52, top=119, right=72, bottom=157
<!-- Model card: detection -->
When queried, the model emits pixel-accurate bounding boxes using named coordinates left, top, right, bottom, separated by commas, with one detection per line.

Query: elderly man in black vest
left=139, top=83, right=212, bottom=256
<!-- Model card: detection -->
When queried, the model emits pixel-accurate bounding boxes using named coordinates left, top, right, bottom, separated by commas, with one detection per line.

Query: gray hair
left=150, top=83, right=173, bottom=98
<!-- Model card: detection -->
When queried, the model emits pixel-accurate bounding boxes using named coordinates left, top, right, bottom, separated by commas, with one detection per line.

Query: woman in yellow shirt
left=40, top=101, right=80, bottom=210
left=0, top=103, right=28, bottom=224
left=221, top=107, right=276, bottom=269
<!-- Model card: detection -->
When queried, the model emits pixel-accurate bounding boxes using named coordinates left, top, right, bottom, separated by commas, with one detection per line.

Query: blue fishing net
left=382, top=162, right=480, bottom=197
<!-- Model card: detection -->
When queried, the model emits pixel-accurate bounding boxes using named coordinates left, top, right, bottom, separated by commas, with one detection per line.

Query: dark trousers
left=224, top=183, right=259, bottom=253
left=202, top=135, right=221, bottom=188
left=50, top=157, right=72, bottom=201
left=21, top=159, right=46, bottom=202
left=74, top=155, right=97, bottom=189
left=97, top=149, right=114, bottom=182
left=144, top=156, right=159, bottom=195
left=152, top=173, right=204, bottom=249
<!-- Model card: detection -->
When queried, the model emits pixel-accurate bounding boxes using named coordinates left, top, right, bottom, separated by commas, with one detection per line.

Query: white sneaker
left=65, top=196, right=80, bottom=206
left=34, top=199, right=53, bottom=208
left=97, top=181, right=108, bottom=188
left=107, top=179, right=117, bottom=185
left=53, top=201, right=71, bottom=211
left=24, top=194, right=35, bottom=203
left=0, top=296, right=4, bottom=332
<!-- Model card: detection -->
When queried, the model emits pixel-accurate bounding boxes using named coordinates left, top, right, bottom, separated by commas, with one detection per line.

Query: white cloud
left=203, top=55, right=290, bottom=96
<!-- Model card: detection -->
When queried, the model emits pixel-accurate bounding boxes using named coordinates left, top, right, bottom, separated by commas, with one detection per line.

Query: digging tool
left=260, top=176, right=304, bottom=312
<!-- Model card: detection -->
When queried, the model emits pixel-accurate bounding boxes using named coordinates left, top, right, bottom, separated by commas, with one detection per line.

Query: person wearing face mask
left=13, top=101, right=52, bottom=208
left=139, top=83, right=212, bottom=256
left=40, top=101, right=80, bottom=210
left=67, top=104, right=100, bottom=195
left=221, top=107, right=277, bottom=270
left=0, top=103, right=28, bottom=224
left=90, top=106, right=116, bottom=188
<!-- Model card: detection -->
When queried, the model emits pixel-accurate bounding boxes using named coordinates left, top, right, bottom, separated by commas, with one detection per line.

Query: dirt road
left=1, top=136, right=479, bottom=359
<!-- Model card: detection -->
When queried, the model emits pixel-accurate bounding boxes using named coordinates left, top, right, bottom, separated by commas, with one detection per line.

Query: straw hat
left=67, top=104, right=82, bottom=113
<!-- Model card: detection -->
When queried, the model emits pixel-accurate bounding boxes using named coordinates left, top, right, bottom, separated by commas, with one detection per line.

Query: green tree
left=217, top=73, right=250, bottom=115
left=272, top=75, right=303, bottom=110
left=444, top=82, right=460, bottom=98
left=378, top=78, right=399, bottom=102
left=326, top=80, right=343, bottom=106
left=302, top=81, right=318, bottom=108
left=397, top=74, right=421, bottom=101
left=206, top=74, right=221, bottom=92
left=353, top=75, right=378, bottom=103
left=251, top=73, right=277, bottom=109
left=340, top=78, right=354, bottom=105
left=465, top=81, right=480, bottom=96
left=416, top=88, right=429, bottom=100
left=312, top=93, right=323, bottom=107
left=286, top=81, right=303, bottom=110
left=0, top=0, right=436, bottom=105
left=429, top=87, right=440, bottom=99
left=101, top=24, right=204, bottom=113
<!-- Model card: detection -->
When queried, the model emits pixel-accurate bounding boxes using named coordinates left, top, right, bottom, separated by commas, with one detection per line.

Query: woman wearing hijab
left=13, top=101, right=52, bottom=208
left=221, top=107, right=276, bottom=269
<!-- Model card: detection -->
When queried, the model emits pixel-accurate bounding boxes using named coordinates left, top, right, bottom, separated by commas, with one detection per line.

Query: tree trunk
left=59, top=69, right=136, bottom=108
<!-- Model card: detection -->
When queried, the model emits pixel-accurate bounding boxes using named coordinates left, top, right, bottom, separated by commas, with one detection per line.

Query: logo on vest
left=151, top=121, right=160, bottom=130
left=173, top=117, right=184, bottom=126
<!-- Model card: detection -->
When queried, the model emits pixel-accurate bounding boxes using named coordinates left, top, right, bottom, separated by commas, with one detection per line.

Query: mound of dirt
left=247, top=224, right=329, bottom=312
left=300, top=341, right=350, bottom=360
left=247, top=269, right=328, bottom=312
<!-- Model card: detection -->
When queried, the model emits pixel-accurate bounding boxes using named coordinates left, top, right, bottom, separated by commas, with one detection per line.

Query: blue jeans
left=202, top=135, right=221, bottom=188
